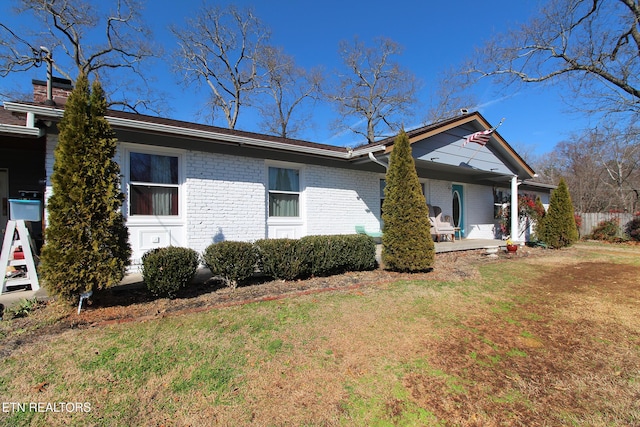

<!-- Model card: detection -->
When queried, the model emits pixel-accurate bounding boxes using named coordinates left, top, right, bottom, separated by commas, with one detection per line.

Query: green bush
left=537, top=178, right=578, bottom=249
left=301, top=234, right=376, bottom=276
left=255, top=238, right=310, bottom=280
left=142, top=247, right=200, bottom=298
left=40, top=74, right=130, bottom=303
left=381, top=130, right=434, bottom=271
left=255, top=235, right=377, bottom=280
left=625, top=217, right=640, bottom=241
left=203, top=241, right=257, bottom=289
left=590, top=219, right=620, bottom=241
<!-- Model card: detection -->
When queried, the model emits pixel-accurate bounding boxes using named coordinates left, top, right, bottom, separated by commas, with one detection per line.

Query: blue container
left=9, top=199, right=42, bottom=221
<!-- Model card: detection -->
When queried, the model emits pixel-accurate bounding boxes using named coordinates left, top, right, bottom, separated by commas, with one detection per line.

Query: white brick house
left=1, top=81, right=551, bottom=266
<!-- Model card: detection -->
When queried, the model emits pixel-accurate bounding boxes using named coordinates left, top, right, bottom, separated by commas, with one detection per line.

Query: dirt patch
left=402, top=260, right=640, bottom=426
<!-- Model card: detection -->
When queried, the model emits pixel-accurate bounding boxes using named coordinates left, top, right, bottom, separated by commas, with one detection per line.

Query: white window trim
left=266, top=161, right=305, bottom=225
left=122, top=143, right=186, bottom=225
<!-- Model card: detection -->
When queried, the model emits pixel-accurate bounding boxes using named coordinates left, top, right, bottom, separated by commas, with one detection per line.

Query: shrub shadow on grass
left=90, top=269, right=276, bottom=310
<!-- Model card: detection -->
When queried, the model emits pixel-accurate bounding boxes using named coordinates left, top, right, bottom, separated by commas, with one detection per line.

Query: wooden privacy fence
left=577, top=212, right=636, bottom=237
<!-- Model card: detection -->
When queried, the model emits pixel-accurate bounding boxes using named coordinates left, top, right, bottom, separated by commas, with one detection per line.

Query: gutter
left=4, top=102, right=387, bottom=160
left=0, top=109, right=44, bottom=137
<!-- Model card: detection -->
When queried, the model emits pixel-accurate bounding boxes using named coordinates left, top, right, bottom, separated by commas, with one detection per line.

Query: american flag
left=464, top=129, right=493, bottom=147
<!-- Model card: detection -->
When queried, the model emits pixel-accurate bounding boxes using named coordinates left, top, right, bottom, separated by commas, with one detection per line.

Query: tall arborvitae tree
left=41, top=74, right=131, bottom=302
left=381, top=130, right=434, bottom=271
left=537, top=178, right=579, bottom=249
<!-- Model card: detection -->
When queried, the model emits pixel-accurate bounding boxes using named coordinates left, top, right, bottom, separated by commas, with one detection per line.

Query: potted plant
left=506, top=239, right=518, bottom=253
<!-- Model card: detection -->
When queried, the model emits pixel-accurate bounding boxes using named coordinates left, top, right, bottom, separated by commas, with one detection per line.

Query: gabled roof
left=351, top=112, right=536, bottom=180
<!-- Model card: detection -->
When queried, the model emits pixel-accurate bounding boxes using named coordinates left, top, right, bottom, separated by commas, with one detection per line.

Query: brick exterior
left=305, top=165, right=381, bottom=235
left=42, top=135, right=538, bottom=266
left=32, top=80, right=73, bottom=106
left=185, top=151, right=266, bottom=254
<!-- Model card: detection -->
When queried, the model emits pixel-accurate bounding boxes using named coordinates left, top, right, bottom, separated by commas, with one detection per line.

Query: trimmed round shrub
left=142, top=246, right=200, bottom=298
left=255, top=238, right=310, bottom=280
left=203, top=241, right=257, bottom=289
left=625, top=217, right=640, bottom=241
left=590, top=219, right=620, bottom=241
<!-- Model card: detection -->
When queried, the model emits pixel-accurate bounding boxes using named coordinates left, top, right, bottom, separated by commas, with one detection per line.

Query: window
left=268, top=167, right=299, bottom=217
left=129, top=152, right=179, bottom=216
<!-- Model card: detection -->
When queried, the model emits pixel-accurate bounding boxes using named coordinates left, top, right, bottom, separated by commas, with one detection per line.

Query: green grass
left=0, top=242, right=638, bottom=426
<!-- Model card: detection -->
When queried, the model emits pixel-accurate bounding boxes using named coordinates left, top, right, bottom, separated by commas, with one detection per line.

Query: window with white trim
left=129, top=152, right=179, bottom=216
left=268, top=167, right=299, bottom=217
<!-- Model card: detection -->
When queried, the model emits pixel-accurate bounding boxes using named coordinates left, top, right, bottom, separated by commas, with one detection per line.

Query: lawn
left=0, top=242, right=639, bottom=426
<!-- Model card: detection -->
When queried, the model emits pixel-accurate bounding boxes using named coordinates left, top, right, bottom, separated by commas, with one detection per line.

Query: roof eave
left=4, top=102, right=362, bottom=160
left=0, top=123, right=44, bottom=138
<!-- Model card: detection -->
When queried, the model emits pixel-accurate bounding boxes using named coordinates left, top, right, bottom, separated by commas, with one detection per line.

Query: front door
left=452, top=184, right=464, bottom=238
left=0, top=169, right=8, bottom=233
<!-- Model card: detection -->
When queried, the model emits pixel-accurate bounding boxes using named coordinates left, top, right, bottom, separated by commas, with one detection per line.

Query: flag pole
left=465, top=118, right=505, bottom=164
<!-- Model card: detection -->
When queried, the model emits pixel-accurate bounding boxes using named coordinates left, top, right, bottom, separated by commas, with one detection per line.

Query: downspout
left=511, top=175, right=520, bottom=243
left=368, top=152, right=388, bottom=170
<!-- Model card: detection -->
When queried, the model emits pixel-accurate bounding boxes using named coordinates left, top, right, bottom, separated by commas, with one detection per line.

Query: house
left=1, top=78, right=552, bottom=268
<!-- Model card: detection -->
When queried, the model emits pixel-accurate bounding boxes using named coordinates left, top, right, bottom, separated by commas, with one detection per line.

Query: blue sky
left=1, top=0, right=589, bottom=156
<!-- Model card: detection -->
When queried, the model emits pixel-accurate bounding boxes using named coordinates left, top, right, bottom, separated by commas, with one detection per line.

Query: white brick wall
left=425, top=180, right=452, bottom=215
left=185, top=151, right=266, bottom=254
left=305, top=166, right=381, bottom=235
left=44, top=134, right=522, bottom=265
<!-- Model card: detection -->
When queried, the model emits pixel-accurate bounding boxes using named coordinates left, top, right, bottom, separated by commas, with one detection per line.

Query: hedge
left=203, top=241, right=258, bottom=289
left=300, top=234, right=376, bottom=277
left=141, top=246, right=200, bottom=298
left=254, top=238, right=309, bottom=280
left=255, top=234, right=376, bottom=280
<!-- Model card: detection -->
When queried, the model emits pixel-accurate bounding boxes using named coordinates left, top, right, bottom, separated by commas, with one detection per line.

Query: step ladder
left=0, top=220, right=40, bottom=294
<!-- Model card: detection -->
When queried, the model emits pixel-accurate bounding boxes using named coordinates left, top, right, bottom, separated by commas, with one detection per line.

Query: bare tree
left=0, top=0, right=160, bottom=113
left=171, top=5, right=269, bottom=129
left=595, top=124, right=640, bottom=212
left=257, top=46, right=323, bottom=138
left=535, top=126, right=640, bottom=212
left=425, top=66, right=478, bottom=124
left=328, top=37, right=420, bottom=144
left=462, top=0, right=639, bottom=119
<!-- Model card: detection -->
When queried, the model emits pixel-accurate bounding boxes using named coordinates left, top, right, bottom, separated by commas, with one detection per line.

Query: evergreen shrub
left=381, top=130, right=434, bottom=271
left=537, top=178, right=579, bottom=248
left=40, top=74, right=131, bottom=302
left=142, top=247, right=200, bottom=298
left=255, top=234, right=376, bottom=280
left=300, top=234, right=376, bottom=276
left=590, top=219, right=621, bottom=241
left=203, top=241, right=257, bottom=289
left=255, top=238, right=310, bottom=280
left=625, top=217, right=640, bottom=241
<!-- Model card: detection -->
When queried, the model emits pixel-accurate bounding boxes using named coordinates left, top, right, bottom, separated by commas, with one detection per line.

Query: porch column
left=510, top=175, right=519, bottom=242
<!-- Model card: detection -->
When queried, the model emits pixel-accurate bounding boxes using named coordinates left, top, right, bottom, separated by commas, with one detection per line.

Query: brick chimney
left=32, top=77, right=73, bottom=105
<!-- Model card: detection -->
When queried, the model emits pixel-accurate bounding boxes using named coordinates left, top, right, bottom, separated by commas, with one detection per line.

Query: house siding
left=464, top=184, right=496, bottom=239
left=305, top=165, right=381, bottom=235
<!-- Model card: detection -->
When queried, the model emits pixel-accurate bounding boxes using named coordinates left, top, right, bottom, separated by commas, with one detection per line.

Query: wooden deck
left=433, top=238, right=506, bottom=253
